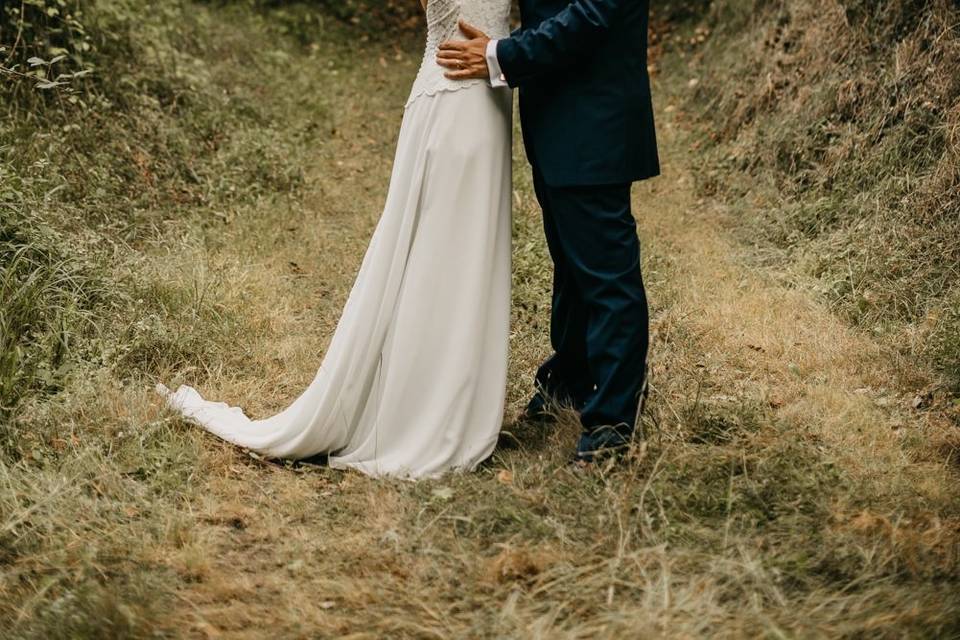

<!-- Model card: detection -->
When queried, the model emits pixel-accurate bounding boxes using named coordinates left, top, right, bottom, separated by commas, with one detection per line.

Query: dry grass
left=2, top=2, right=959, bottom=638
left=676, top=0, right=960, bottom=391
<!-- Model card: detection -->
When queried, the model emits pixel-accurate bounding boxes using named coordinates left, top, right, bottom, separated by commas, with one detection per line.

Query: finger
left=438, top=41, right=467, bottom=52
left=458, top=19, right=487, bottom=39
left=436, top=54, right=466, bottom=67
left=435, top=57, right=462, bottom=70
left=444, top=69, right=482, bottom=80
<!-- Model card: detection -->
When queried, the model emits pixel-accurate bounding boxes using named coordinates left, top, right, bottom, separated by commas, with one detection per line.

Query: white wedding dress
left=158, top=0, right=513, bottom=478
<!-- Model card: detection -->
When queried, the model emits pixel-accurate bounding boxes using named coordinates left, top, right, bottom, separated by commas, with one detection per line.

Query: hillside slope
left=663, top=0, right=959, bottom=394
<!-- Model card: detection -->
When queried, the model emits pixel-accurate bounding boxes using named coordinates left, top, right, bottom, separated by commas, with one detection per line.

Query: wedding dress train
left=158, top=0, right=513, bottom=478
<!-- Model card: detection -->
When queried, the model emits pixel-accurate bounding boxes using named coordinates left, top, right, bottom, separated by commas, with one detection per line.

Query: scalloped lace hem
left=405, top=78, right=489, bottom=109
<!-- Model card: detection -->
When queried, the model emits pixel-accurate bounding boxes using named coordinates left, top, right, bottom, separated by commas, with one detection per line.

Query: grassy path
left=4, top=8, right=958, bottom=638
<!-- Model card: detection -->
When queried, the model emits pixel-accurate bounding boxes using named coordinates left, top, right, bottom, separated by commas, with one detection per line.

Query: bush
left=1, top=0, right=101, bottom=106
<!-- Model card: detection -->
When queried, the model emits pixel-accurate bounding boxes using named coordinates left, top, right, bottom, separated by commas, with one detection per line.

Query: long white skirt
left=159, top=84, right=513, bottom=478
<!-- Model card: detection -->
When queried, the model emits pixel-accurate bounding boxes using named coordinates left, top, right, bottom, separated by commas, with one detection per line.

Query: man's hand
left=436, top=20, right=491, bottom=80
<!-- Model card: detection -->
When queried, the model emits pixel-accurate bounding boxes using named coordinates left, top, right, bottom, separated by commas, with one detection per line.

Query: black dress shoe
left=574, top=423, right=634, bottom=464
left=518, top=392, right=558, bottom=425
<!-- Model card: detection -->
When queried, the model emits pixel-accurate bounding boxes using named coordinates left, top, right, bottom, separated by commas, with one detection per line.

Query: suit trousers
left=529, top=164, right=650, bottom=433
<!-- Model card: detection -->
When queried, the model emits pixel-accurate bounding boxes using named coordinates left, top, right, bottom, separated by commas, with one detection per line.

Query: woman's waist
left=406, top=70, right=489, bottom=107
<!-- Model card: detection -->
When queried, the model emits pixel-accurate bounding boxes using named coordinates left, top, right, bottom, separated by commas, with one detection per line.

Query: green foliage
left=1, top=0, right=208, bottom=111
left=0, top=204, right=103, bottom=434
left=0, top=0, right=91, bottom=60
left=0, top=0, right=311, bottom=433
left=0, top=0, right=92, bottom=66
left=1, top=0, right=96, bottom=100
left=255, top=0, right=422, bottom=37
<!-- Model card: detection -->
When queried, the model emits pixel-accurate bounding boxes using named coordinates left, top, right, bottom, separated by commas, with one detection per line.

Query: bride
left=158, top=0, right=513, bottom=479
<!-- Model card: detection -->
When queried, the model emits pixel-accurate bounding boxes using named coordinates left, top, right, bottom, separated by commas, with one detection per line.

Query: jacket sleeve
left=496, top=0, right=623, bottom=87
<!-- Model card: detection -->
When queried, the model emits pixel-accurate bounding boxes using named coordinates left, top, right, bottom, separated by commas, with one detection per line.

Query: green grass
left=0, top=207, right=104, bottom=437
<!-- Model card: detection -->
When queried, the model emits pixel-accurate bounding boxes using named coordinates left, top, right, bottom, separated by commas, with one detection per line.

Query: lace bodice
left=407, top=0, right=511, bottom=107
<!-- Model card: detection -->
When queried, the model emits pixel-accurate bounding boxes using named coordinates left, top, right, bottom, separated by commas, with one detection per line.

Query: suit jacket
left=496, top=0, right=660, bottom=187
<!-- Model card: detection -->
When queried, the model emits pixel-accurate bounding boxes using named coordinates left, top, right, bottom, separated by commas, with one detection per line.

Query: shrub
left=1, top=0, right=98, bottom=104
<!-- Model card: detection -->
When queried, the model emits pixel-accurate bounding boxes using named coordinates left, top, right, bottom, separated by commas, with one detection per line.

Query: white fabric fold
left=159, top=83, right=513, bottom=479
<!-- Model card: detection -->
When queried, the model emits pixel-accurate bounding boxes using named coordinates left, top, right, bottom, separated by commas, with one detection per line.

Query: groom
left=437, top=0, right=659, bottom=464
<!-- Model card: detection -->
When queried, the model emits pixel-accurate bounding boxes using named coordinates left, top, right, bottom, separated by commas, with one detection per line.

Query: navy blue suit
left=497, top=0, right=659, bottom=187
left=496, top=0, right=658, bottom=452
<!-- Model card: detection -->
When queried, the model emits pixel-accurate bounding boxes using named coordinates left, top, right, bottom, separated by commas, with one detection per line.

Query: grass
left=0, top=209, right=98, bottom=428
left=1, top=1, right=959, bottom=637
left=669, top=0, right=960, bottom=393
